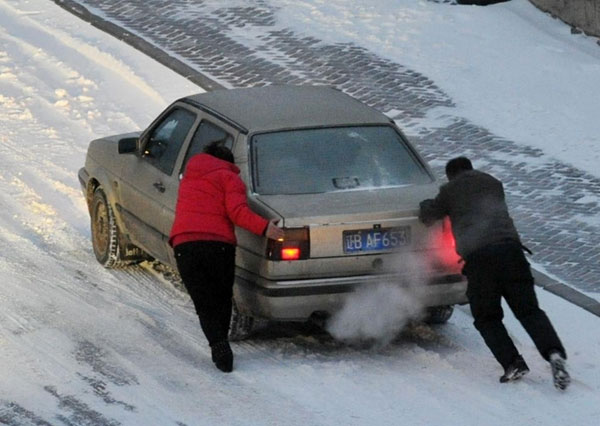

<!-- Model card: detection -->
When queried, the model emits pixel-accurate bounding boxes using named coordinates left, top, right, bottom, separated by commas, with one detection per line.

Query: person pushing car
left=419, top=157, right=570, bottom=390
left=169, top=141, right=284, bottom=373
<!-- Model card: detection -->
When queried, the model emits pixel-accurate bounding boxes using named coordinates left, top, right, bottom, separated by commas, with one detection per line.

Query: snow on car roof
left=182, top=85, right=391, bottom=133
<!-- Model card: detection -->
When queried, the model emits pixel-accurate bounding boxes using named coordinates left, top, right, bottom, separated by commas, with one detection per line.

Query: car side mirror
left=118, top=137, right=138, bottom=154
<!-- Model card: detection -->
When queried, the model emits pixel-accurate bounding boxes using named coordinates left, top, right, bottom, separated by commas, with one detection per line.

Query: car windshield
left=251, top=126, right=433, bottom=195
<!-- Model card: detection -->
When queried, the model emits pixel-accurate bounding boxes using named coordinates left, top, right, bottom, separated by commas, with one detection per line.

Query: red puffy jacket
left=169, top=154, right=268, bottom=247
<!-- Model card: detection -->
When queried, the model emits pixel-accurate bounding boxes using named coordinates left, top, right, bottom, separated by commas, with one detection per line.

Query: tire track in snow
left=0, top=37, right=107, bottom=252
left=0, top=0, right=182, bottom=257
left=0, top=0, right=169, bottom=113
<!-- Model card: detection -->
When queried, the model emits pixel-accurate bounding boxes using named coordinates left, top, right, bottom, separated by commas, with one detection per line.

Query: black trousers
left=464, top=242, right=566, bottom=369
left=174, top=241, right=235, bottom=347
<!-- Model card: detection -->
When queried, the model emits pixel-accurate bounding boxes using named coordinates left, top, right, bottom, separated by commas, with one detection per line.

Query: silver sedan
left=79, top=85, right=467, bottom=339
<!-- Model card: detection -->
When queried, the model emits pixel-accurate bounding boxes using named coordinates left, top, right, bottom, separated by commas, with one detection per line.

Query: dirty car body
left=79, top=85, right=467, bottom=330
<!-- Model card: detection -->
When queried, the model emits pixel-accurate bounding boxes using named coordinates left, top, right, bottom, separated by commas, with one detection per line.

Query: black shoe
left=500, top=355, right=530, bottom=383
left=549, top=351, right=570, bottom=390
left=211, top=340, right=233, bottom=373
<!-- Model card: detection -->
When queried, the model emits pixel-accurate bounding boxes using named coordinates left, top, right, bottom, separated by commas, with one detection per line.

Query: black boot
left=500, top=355, right=529, bottom=383
left=549, top=351, right=570, bottom=390
left=211, top=340, right=233, bottom=373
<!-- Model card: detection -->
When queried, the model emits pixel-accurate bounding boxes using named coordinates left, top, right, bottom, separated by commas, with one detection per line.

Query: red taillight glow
left=281, top=247, right=301, bottom=260
left=442, top=217, right=456, bottom=248
left=438, top=217, right=461, bottom=266
left=266, top=227, right=310, bottom=261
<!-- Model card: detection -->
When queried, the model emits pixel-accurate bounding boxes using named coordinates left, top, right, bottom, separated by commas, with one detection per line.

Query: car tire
left=229, top=299, right=255, bottom=341
left=424, top=305, right=454, bottom=324
left=90, top=187, right=127, bottom=268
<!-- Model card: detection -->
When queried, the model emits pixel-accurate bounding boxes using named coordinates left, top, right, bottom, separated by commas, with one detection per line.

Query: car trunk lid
left=256, top=184, right=441, bottom=259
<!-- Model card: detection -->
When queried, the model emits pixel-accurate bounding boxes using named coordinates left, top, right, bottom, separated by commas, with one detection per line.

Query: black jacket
left=419, top=169, right=521, bottom=259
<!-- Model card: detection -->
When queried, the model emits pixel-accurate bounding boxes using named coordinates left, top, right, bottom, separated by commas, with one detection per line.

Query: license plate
left=343, top=227, right=411, bottom=253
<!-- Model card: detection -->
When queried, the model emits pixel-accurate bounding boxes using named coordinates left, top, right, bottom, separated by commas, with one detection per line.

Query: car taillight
left=281, top=248, right=300, bottom=260
left=442, top=217, right=456, bottom=248
left=266, top=227, right=310, bottom=261
left=438, top=217, right=461, bottom=266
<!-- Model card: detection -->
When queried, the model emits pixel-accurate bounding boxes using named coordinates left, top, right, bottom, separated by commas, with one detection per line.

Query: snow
left=273, top=0, right=600, bottom=178
left=0, top=0, right=599, bottom=425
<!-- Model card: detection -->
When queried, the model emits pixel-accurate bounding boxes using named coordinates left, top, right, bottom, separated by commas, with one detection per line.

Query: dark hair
left=203, top=140, right=234, bottom=164
left=445, top=157, right=473, bottom=180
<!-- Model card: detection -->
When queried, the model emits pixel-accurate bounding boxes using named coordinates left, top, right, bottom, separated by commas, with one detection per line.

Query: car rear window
left=251, top=126, right=433, bottom=195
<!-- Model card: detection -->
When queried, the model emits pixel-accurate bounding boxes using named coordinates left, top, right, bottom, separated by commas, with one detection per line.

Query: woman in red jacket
left=170, top=141, right=283, bottom=372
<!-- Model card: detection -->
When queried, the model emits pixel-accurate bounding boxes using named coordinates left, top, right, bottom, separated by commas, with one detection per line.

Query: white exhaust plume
left=326, top=253, right=430, bottom=347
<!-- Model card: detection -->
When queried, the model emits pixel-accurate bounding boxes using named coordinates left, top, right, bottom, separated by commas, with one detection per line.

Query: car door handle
left=153, top=182, right=166, bottom=193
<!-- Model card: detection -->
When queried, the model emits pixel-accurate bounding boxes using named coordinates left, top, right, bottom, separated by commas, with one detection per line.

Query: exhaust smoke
left=326, top=253, right=430, bottom=347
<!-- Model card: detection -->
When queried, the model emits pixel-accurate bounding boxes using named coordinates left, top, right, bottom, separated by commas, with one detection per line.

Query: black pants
left=464, top=242, right=566, bottom=369
left=174, top=241, right=235, bottom=347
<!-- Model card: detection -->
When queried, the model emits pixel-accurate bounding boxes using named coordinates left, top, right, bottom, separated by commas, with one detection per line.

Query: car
left=78, top=85, right=467, bottom=339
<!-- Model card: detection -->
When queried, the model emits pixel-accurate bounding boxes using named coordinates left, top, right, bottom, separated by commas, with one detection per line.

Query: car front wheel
left=91, top=187, right=126, bottom=268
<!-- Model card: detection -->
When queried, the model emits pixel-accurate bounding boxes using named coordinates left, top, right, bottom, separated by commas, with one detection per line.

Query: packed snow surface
left=273, top=0, right=600, bottom=178
left=0, top=0, right=599, bottom=425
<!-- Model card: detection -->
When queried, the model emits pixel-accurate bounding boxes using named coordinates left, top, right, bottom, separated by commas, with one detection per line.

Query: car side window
left=143, top=108, right=196, bottom=175
left=181, top=120, right=233, bottom=174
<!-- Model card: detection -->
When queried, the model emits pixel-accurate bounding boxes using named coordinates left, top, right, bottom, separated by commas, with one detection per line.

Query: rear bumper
left=234, top=272, right=468, bottom=321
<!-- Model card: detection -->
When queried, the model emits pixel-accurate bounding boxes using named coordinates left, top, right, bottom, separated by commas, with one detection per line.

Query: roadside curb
left=54, top=0, right=600, bottom=320
left=532, top=269, right=600, bottom=317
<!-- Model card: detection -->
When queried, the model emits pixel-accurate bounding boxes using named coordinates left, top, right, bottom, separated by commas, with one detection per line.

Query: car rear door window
left=181, top=120, right=233, bottom=173
left=251, top=126, right=432, bottom=195
left=143, top=108, right=196, bottom=175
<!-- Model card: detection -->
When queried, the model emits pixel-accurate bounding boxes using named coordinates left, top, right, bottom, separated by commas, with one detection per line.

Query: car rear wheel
left=229, top=299, right=256, bottom=341
left=91, top=188, right=127, bottom=268
left=424, top=305, right=454, bottom=324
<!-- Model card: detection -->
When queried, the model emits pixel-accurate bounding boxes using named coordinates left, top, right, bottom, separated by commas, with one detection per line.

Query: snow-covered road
left=0, top=1, right=599, bottom=425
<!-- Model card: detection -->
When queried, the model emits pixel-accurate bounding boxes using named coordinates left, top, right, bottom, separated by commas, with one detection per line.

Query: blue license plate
left=343, top=227, right=411, bottom=253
